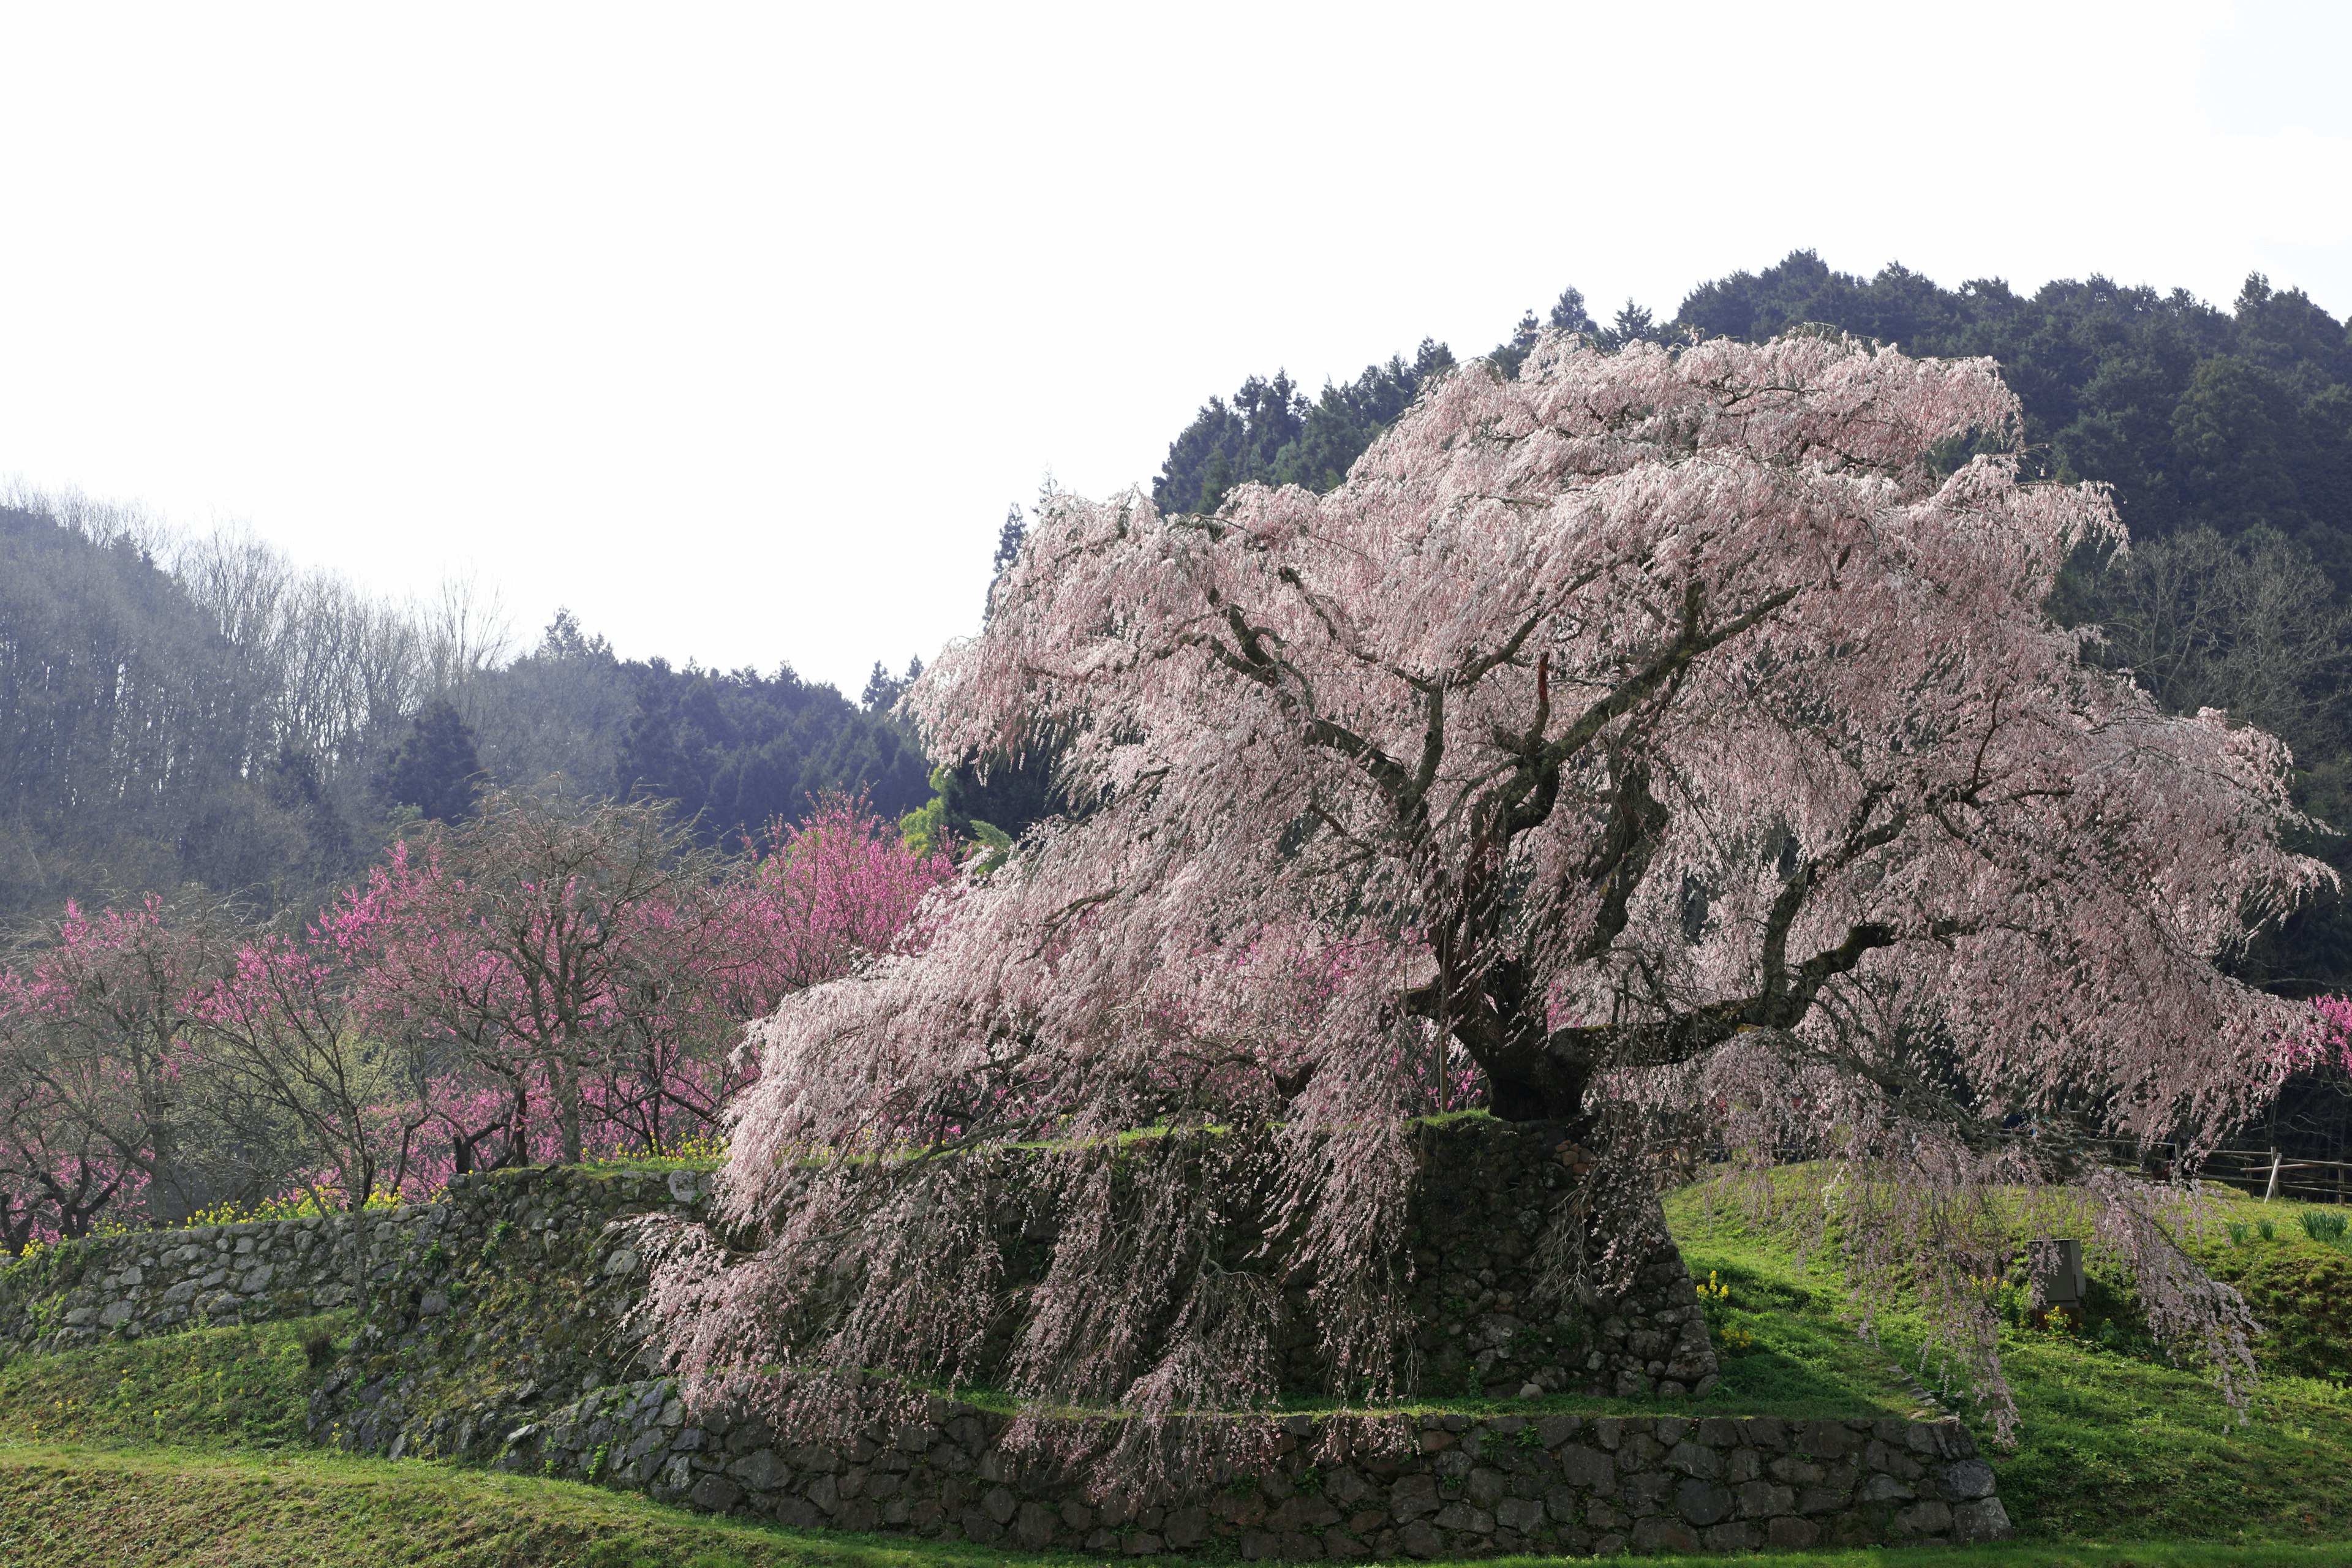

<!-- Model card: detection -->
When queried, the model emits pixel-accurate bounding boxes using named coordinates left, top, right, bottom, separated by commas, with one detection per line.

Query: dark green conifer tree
left=382, top=698, right=483, bottom=823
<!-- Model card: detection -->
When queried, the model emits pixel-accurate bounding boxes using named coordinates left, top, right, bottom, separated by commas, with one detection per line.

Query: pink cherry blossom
left=646, top=332, right=2326, bottom=1458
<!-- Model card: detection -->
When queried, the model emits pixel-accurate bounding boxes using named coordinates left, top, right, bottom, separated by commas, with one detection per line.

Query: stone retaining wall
left=458, top=1389, right=2009, bottom=1556
left=0, top=1165, right=714, bottom=1355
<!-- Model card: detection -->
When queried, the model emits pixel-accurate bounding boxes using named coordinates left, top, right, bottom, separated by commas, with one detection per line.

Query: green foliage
left=382, top=698, right=483, bottom=824
left=899, top=747, right=1069, bottom=856
left=964, top=821, right=1012, bottom=878
left=2299, top=1210, right=2348, bottom=1245
left=1153, top=344, right=1457, bottom=516
left=614, top=658, right=932, bottom=847
left=895, top=789, right=948, bottom=861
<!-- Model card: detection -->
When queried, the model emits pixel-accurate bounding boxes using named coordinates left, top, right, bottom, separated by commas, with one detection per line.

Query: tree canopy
left=651, top=332, right=2320, bottom=1451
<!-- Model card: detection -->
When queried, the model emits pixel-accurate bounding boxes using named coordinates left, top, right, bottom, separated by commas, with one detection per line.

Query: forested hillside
left=1161, top=257, right=2352, bottom=567
left=0, top=496, right=927, bottom=925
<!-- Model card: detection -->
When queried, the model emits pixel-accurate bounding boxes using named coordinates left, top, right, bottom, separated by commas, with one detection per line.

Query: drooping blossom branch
left=644, top=331, right=2328, bottom=1464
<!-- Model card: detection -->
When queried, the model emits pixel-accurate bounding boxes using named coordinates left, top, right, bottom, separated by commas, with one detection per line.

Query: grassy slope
left=1668, top=1184, right=2352, bottom=1544
left=6, top=1445, right=2349, bottom=1568
left=7, top=1185, right=2352, bottom=1564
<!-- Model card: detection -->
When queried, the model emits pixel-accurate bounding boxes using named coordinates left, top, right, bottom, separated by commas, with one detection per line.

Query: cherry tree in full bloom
left=330, top=790, right=952, bottom=1174
left=644, top=331, right=2329, bottom=1456
left=0, top=793, right=952, bottom=1241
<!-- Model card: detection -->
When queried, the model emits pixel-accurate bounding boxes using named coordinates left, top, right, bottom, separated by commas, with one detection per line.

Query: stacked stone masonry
left=474, top=1393, right=2008, bottom=1556
left=0, top=1166, right=714, bottom=1353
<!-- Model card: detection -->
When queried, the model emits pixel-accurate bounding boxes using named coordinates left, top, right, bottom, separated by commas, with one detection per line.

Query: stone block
left=1560, top=1445, right=1614, bottom=1490
left=1675, top=1477, right=1732, bottom=1528
left=1858, top=1472, right=1916, bottom=1503
left=1665, top=1439, right=1722, bottom=1479
left=690, top=1474, right=742, bottom=1513
left=1953, top=1497, right=2013, bottom=1540
left=1697, top=1417, right=1743, bottom=1447
left=1893, top=1499, right=1954, bottom=1535
left=1536, top=1415, right=1580, bottom=1449
left=1430, top=1502, right=1490, bottom=1532
left=1703, top=1521, right=1758, bottom=1551
left=1630, top=1516, right=1699, bottom=1553
left=1464, top=1468, right=1507, bottom=1506
left=1942, top=1458, right=1996, bottom=1499
left=729, top=1450, right=790, bottom=1491
left=1766, top=1515, right=1822, bottom=1548
left=1621, top=1469, right=1673, bottom=1512
left=1163, top=1506, right=1208, bottom=1548
left=1389, top=1474, right=1440, bottom=1520
left=1494, top=1497, right=1544, bottom=1532
left=1396, top=1520, right=1443, bottom=1559
left=1322, top=1527, right=1370, bottom=1559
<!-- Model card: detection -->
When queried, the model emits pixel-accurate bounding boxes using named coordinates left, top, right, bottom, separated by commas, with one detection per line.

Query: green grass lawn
left=1668, top=1183, right=2352, bottom=1544
left=7, top=1180, right=2352, bottom=1563
left=2, top=1442, right=2346, bottom=1568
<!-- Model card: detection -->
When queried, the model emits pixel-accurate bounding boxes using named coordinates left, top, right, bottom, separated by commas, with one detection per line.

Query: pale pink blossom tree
left=646, top=332, right=2329, bottom=1455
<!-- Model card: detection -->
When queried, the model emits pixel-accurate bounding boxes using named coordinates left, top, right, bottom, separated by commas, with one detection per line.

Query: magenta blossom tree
left=330, top=788, right=952, bottom=1176
left=644, top=332, right=2327, bottom=1454
left=714, top=796, right=958, bottom=1009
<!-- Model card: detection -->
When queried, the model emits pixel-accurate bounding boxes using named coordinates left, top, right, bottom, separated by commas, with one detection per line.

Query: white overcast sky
left=1, top=2, right=2346, bottom=695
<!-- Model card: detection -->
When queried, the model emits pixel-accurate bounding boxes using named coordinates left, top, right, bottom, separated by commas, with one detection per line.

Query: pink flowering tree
left=185, top=934, right=435, bottom=1213
left=0, top=793, right=952, bottom=1242
left=645, top=332, right=2327, bottom=1454
left=715, top=796, right=958, bottom=1008
left=328, top=788, right=951, bottom=1176
left=0, top=896, right=279, bottom=1228
left=326, top=790, right=732, bottom=1168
